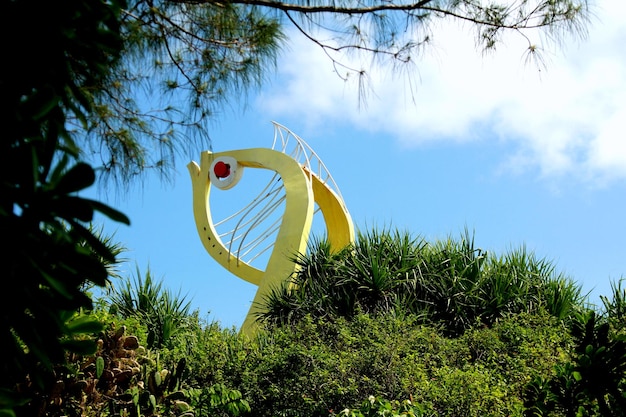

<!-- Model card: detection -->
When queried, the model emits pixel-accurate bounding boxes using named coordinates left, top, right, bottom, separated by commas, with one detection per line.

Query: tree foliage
left=0, top=0, right=595, bottom=413
left=0, top=0, right=130, bottom=413
left=75, top=0, right=589, bottom=186
left=81, top=0, right=286, bottom=187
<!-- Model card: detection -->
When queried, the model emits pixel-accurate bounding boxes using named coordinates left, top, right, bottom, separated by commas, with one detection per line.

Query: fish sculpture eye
left=209, top=156, right=242, bottom=190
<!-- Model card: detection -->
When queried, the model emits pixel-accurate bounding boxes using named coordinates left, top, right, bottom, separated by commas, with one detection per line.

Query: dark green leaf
left=67, top=220, right=116, bottom=267
left=87, top=199, right=130, bottom=225
left=55, top=163, right=95, bottom=194
left=62, top=250, right=109, bottom=287
left=40, top=269, right=74, bottom=300
left=65, top=315, right=104, bottom=335
left=49, top=154, right=70, bottom=186
left=51, top=196, right=95, bottom=223
left=22, top=88, right=60, bottom=121
left=0, top=408, right=17, bottom=417
left=61, top=339, right=98, bottom=356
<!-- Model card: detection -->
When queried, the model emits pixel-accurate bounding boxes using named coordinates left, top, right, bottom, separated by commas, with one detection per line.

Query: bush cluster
left=259, top=229, right=584, bottom=336
left=10, top=233, right=626, bottom=417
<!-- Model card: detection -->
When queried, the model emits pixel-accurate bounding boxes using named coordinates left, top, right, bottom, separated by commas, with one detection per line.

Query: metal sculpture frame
left=188, top=122, right=354, bottom=334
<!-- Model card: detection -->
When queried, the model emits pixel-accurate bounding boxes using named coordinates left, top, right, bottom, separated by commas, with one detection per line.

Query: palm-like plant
left=601, top=278, right=626, bottom=332
left=479, top=247, right=584, bottom=325
left=108, top=265, right=192, bottom=348
left=258, top=238, right=353, bottom=326
left=258, top=227, right=585, bottom=336
left=415, top=231, right=486, bottom=334
left=342, top=228, right=428, bottom=316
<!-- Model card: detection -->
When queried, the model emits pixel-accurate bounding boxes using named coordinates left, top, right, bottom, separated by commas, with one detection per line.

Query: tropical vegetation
left=259, top=229, right=584, bottom=334
left=2, top=0, right=616, bottom=416
left=8, top=230, right=626, bottom=417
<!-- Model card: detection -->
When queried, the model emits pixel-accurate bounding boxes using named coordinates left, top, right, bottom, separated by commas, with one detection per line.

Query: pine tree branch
left=168, top=0, right=580, bottom=31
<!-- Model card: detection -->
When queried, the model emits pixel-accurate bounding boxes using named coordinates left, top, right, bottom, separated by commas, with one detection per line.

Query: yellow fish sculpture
left=188, top=122, right=354, bottom=334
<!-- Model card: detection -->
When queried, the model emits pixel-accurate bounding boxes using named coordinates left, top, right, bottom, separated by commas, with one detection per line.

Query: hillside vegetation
left=12, top=230, right=626, bottom=417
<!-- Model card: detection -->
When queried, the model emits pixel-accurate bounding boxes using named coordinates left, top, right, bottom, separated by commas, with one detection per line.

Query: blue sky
left=92, top=0, right=626, bottom=328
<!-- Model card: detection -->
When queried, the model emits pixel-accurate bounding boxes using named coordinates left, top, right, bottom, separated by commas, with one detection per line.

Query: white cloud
left=589, top=107, right=626, bottom=178
left=257, top=0, right=626, bottom=185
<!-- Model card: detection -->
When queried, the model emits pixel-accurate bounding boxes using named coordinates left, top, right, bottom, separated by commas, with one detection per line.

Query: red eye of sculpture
left=214, top=161, right=231, bottom=178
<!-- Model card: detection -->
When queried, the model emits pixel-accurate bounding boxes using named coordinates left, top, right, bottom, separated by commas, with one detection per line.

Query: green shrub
left=332, top=395, right=433, bottom=417
left=259, top=229, right=585, bottom=337
left=107, top=267, right=192, bottom=349
left=524, top=310, right=626, bottom=416
left=231, top=312, right=570, bottom=417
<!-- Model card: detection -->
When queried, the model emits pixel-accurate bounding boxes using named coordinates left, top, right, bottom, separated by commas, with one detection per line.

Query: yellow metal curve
left=188, top=145, right=354, bottom=335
